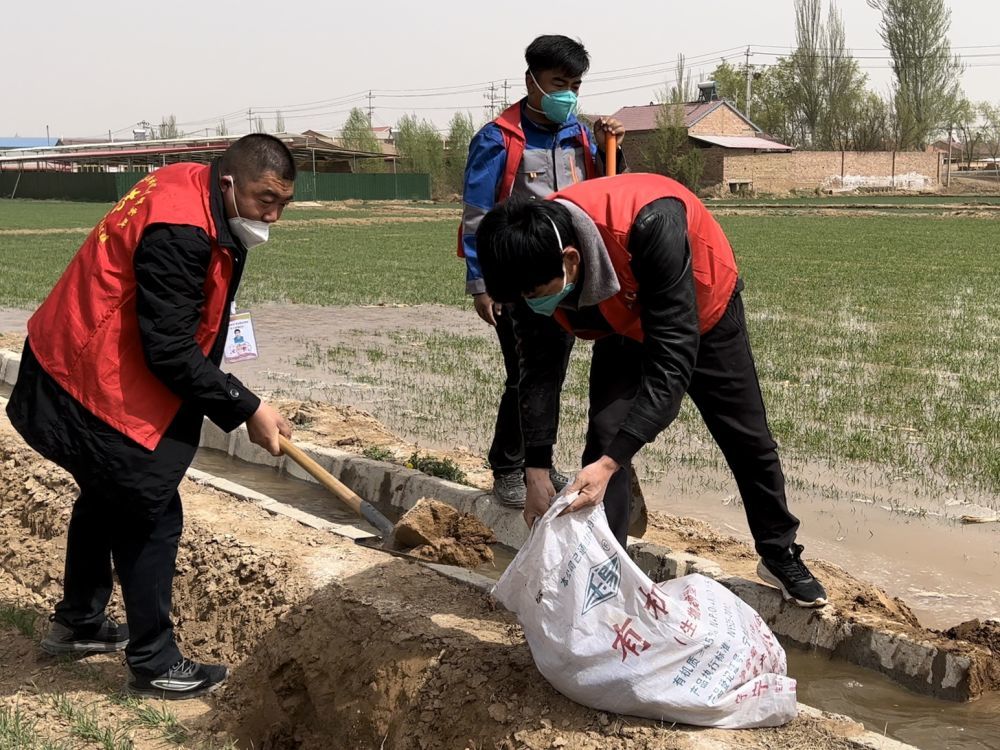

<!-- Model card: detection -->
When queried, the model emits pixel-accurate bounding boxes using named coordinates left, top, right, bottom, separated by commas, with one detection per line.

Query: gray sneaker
left=492, top=470, right=526, bottom=508
left=41, top=615, right=129, bottom=656
left=549, top=468, right=571, bottom=492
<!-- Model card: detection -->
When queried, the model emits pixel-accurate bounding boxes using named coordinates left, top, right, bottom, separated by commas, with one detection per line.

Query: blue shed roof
left=0, top=138, right=56, bottom=149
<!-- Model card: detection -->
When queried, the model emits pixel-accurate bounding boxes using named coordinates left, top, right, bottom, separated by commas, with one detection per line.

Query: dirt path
left=0, top=413, right=910, bottom=749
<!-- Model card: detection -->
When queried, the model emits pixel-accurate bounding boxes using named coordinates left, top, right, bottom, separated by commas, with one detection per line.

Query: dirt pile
left=944, top=619, right=1000, bottom=654
left=390, top=496, right=497, bottom=568
left=0, top=415, right=904, bottom=750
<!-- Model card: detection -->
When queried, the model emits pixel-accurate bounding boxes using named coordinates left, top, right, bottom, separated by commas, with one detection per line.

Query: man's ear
left=563, top=246, right=581, bottom=276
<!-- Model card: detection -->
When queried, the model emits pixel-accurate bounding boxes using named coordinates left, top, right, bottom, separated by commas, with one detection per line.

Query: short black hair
left=476, top=198, right=577, bottom=303
left=525, top=35, right=590, bottom=78
left=219, top=134, right=296, bottom=183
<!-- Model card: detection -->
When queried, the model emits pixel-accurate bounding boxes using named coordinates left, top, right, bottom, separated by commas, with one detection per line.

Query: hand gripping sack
left=493, top=492, right=797, bottom=728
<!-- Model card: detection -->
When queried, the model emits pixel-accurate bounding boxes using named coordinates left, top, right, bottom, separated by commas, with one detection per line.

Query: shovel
left=278, top=435, right=396, bottom=541
left=605, top=131, right=617, bottom=176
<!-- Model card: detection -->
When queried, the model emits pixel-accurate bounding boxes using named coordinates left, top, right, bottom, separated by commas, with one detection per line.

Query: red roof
left=609, top=101, right=758, bottom=133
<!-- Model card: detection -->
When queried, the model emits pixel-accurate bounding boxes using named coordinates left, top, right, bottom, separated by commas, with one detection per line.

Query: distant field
left=708, top=194, right=1000, bottom=206
left=1, top=198, right=997, bottom=491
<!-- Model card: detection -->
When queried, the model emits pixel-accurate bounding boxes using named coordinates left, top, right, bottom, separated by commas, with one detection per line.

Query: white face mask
left=225, top=176, right=270, bottom=249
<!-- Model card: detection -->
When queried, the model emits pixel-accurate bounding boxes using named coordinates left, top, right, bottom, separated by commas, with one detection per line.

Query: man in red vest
left=6, top=134, right=297, bottom=696
left=476, top=173, right=828, bottom=608
left=459, top=34, right=626, bottom=507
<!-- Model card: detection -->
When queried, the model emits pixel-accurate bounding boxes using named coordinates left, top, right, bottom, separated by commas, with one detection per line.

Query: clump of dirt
left=390, top=497, right=496, bottom=568
left=0, top=331, right=24, bottom=351
left=943, top=619, right=1000, bottom=654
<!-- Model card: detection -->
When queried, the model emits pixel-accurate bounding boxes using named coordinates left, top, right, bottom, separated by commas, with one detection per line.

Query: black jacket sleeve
left=133, top=224, right=260, bottom=431
left=604, top=198, right=700, bottom=465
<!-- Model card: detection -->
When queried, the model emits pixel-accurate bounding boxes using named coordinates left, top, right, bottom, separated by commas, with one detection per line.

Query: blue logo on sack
left=582, top=554, right=621, bottom=614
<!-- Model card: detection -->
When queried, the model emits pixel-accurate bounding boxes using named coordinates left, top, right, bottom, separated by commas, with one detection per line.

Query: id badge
left=224, top=311, right=259, bottom=363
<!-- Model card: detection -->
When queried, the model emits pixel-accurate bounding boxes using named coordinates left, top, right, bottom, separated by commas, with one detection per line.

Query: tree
left=159, top=114, right=179, bottom=139
left=980, top=102, right=1000, bottom=181
left=340, top=107, right=384, bottom=173
left=849, top=92, right=894, bottom=151
left=395, top=115, right=446, bottom=195
left=445, top=112, right=475, bottom=195
left=820, top=1, right=867, bottom=149
left=867, top=0, right=964, bottom=150
left=215, top=120, right=229, bottom=136
left=711, top=59, right=798, bottom=146
left=667, top=53, right=694, bottom=104
left=791, top=0, right=826, bottom=145
left=647, top=104, right=704, bottom=189
left=953, top=97, right=983, bottom=169
left=275, top=110, right=285, bottom=133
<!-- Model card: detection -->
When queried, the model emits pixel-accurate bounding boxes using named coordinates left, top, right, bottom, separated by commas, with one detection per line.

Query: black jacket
left=6, top=161, right=259, bottom=512
left=516, top=197, right=728, bottom=469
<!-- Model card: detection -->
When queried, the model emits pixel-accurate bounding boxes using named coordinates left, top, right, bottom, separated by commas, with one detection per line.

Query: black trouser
left=489, top=307, right=573, bottom=474
left=588, top=292, right=800, bottom=558
left=54, top=485, right=184, bottom=677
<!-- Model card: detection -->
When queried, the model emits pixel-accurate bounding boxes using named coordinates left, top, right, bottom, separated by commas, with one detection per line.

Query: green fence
left=0, top=170, right=431, bottom=202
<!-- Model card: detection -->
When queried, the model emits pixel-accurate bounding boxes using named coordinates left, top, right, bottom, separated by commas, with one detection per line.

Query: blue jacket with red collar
left=459, top=100, right=608, bottom=295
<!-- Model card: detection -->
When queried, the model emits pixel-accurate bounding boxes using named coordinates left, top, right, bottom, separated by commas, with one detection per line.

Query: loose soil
left=0, top=415, right=892, bottom=750
left=390, top=497, right=497, bottom=568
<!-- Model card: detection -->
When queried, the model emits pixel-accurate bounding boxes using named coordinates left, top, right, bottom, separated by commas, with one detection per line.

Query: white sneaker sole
left=41, top=638, right=129, bottom=655
left=756, top=561, right=828, bottom=608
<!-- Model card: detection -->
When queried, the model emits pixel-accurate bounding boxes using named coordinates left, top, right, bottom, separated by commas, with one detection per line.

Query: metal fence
left=0, top=170, right=431, bottom=202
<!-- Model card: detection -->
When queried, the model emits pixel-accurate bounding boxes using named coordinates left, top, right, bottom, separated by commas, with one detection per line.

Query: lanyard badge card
left=224, top=305, right=259, bottom=363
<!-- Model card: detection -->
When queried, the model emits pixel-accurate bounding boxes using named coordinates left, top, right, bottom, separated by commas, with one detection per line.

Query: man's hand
left=246, top=402, right=292, bottom=456
left=473, top=292, right=503, bottom=326
left=593, top=117, right=626, bottom=148
left=523, top=467, right=556, bottom=528
left=561, top=456, right=620, bottom=514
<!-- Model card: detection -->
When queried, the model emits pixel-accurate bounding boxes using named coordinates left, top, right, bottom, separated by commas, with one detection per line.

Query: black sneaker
left=127, top=658, right=229, bottom=700
left=757, top=544, right=828, bottom=608
left=41, top=615, right=129, bottom=655
left=549, top=468, right=571, bottom=492
left=492, top=470, right=526, bottom=508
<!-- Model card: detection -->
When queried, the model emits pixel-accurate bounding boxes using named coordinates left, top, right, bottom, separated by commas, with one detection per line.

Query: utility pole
left=247, top=109, right=253, bottom=134
left=502, top=79, right=511, bottom=109
left=367, top=91, right=374, bottom=127
left=46, top=125, right=50, bottom=147
left=484, top=82, right=499, bottom=119
left=946, top=122, right=953, bottom=188
left=744, top=46, right=753, bottom=119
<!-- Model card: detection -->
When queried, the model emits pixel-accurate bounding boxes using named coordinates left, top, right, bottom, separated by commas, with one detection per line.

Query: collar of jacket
left=554, top=198, right=620, bottom=309
left=209, top=159, right=243, bottom=253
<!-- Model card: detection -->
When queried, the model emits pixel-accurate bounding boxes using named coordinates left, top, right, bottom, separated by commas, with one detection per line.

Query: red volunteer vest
left=27, top=164, right=233, bottom=451
left=457, top=102, right=597, bottom=257
left=550, top=173, right=739, bottom=340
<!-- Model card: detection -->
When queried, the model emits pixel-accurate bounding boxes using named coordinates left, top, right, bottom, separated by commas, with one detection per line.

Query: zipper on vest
left=551, top=136, right=559, bottom=191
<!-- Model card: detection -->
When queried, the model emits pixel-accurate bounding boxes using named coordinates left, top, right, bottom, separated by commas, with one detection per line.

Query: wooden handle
left=278, top=434, right=364, bottom=516
left=605, top=132, right=617, bottom=176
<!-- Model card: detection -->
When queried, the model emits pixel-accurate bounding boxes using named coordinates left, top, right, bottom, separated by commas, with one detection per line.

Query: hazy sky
left=4, top=0, right=996, bottom=139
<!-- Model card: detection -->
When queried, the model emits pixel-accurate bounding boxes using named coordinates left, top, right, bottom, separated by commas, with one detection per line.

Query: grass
left=406, top=451, right=468, bottom=483
left=48, top=693, right=134, bottom=750
left=1, top=198, right=997, bottom=495
left=0, top=704, right=40, bottom=748
left=0, top=603, right=40, bottom=638
left=707, top=193, right=1000, bottom=206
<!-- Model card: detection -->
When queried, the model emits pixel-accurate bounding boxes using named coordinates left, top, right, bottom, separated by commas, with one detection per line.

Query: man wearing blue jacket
left=459, top=34, right=626, bottom=506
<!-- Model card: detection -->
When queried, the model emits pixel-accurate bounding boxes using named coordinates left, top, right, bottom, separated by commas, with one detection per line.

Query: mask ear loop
left=545, top=215, right=563, bottom=253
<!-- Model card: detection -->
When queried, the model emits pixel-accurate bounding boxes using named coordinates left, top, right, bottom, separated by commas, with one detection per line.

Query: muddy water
left=645, top=476, right=1000, bottom=630
left=190, top=446, right=999, bottom=750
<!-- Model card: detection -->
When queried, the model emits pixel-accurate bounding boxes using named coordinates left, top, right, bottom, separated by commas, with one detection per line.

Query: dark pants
left=489, top=307, right=573, bottom=474
left=588, top=292, right=799, bottom=557
left=54, top=485, right=184, bottom=676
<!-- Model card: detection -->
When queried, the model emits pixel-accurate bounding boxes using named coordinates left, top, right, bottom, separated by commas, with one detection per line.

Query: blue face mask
left=525, top=217, right=575, bottom=316
left=529, top=70, right=579, bottom=125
